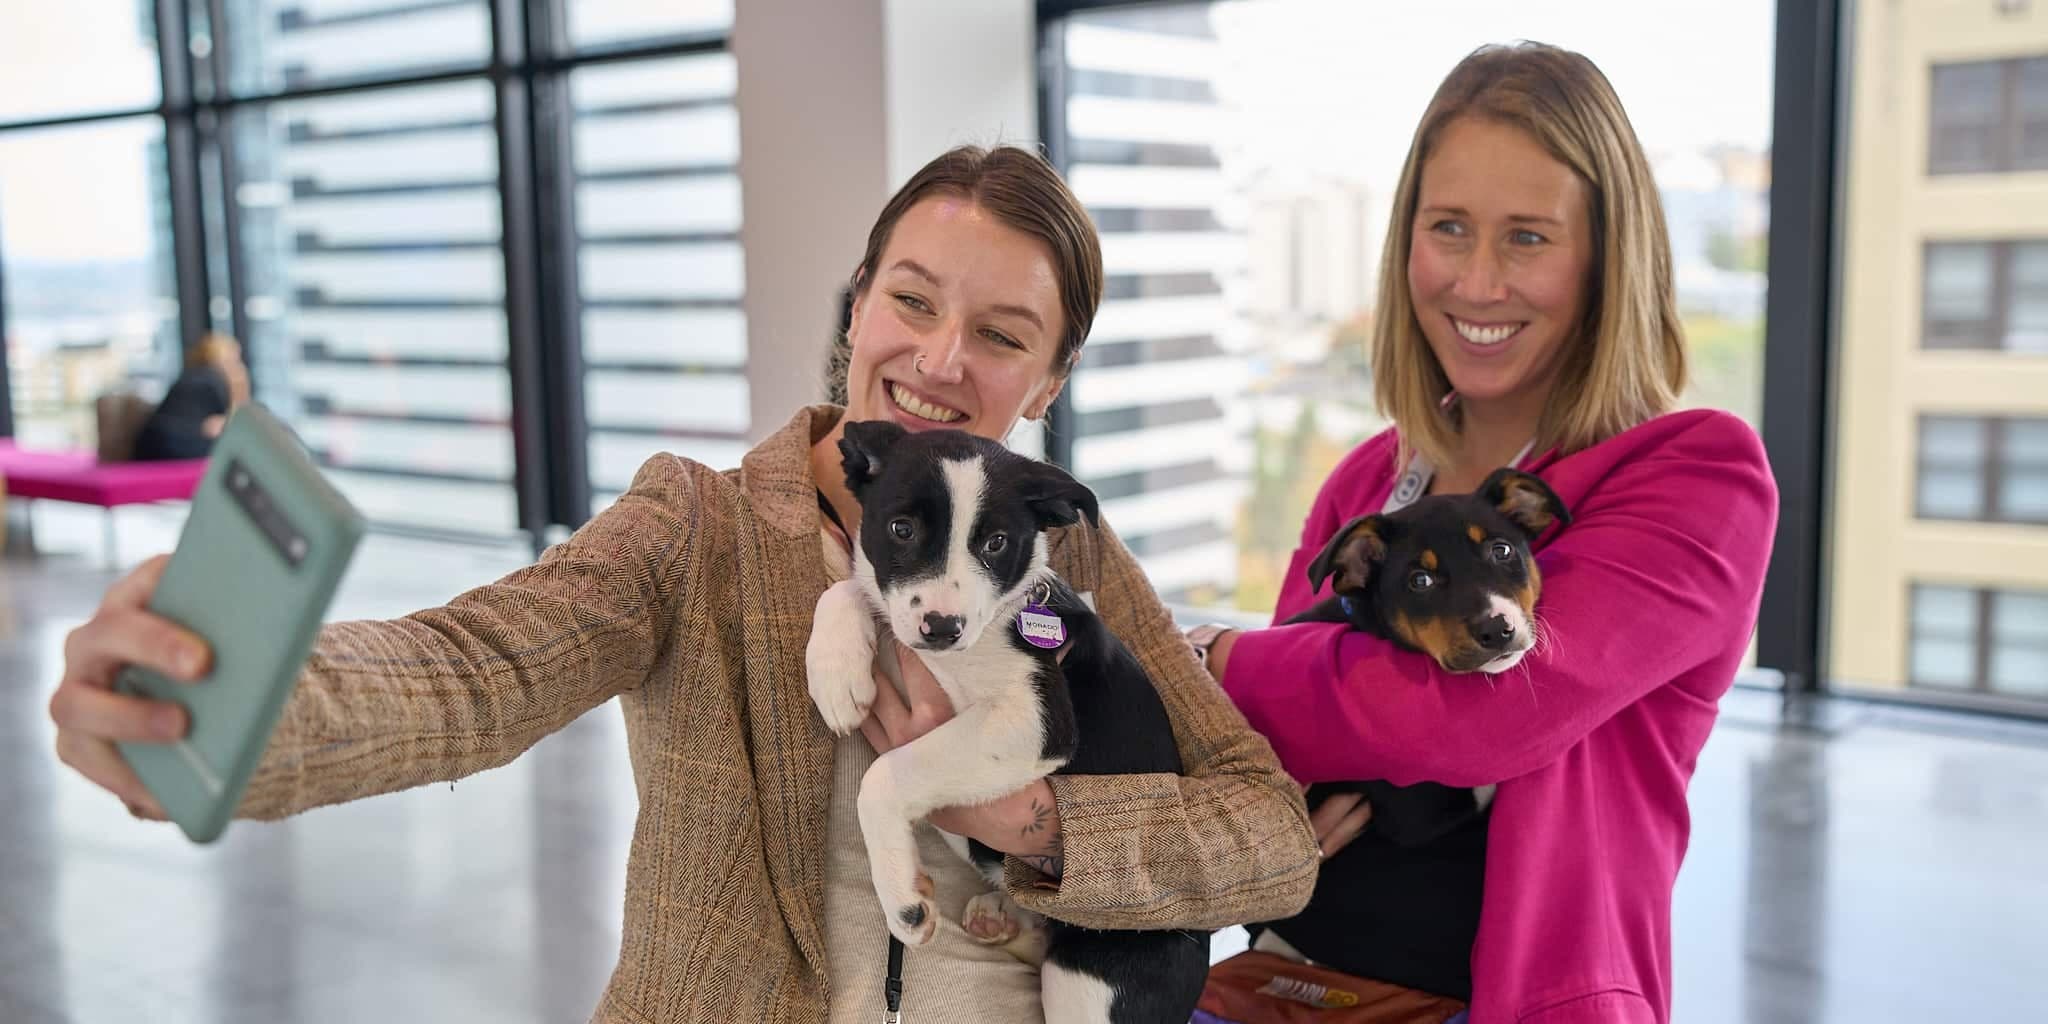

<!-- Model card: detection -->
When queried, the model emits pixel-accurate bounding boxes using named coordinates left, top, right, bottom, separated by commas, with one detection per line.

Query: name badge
left=1017, top=605, right=1066, bottom=648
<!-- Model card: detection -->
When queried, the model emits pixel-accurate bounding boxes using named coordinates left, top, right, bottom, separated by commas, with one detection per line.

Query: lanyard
left=883, top=936, right=904, bottom=1023
left=1383, top=437, right=1537, bottom=514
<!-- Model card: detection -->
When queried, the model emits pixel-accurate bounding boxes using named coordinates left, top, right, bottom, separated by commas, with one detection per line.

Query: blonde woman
left=1192, top=43, right=1778, bottom=1024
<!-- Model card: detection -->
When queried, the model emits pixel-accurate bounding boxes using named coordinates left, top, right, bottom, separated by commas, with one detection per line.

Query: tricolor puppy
left=1286, top=467, right=1570, bottom=846
left=806, top=421, right=1208, bottom=1024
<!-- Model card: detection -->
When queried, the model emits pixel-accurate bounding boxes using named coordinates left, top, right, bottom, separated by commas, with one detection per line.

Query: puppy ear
left=837, top=420, right=908, bottom=494
left=1019, top=462, right=1100, bottom=531
left=1480, top=468, right=1571, bottom=538
left=1306, top=514, right=1389, bottom=595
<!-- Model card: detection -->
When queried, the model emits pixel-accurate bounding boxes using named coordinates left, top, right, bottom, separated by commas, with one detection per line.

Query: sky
left=1210, top=0, right=1778, bottom=191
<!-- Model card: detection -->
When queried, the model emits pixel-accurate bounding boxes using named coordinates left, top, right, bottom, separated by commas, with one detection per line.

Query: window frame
left=1914, top=414, right=2048, bottom=526
left=1928, top=57, right=2012, bottom=175
left=1921, top=239, right=2048, bottom=352
left=1909, top=583, right=2048, bottom=697
left=1928, top=55, right=2048, bottom=176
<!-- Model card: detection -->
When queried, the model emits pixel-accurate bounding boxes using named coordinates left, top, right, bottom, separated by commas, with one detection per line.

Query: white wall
left=733, top=0, right=1037, bottom=444
left=731, top=0, right=892, bottom=438
left=883, top=0, right=1039, bottom=189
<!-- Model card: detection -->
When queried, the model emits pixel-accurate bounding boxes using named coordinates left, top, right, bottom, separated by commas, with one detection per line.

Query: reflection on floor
left=3, top=502, right=2045, bottom=1022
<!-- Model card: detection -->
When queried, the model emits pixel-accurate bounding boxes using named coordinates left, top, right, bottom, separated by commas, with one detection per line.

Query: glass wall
left=1046, top=0, right=1775, bottom=611
left=0, top=119, right=180, bottom=450
left=0, top=1, right=746, bottom=539
left=233, top=81, right=517, bottom=532
left=567, top=54, right=750, bottom=513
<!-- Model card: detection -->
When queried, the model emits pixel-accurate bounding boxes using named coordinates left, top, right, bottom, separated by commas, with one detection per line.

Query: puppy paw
left=806, top=642, right=876, bottom=736
left=963, top=890, right=1021, bottom=945
left=965, top=891, right=1049, bottom=965
left=884, top=872, right=939, bottom=948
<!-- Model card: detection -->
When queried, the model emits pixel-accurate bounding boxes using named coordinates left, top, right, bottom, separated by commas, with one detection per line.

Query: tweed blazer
left=236, top=404, right=1318, bottom=1023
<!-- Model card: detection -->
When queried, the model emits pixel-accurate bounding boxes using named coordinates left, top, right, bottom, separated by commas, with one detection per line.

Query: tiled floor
left=4, top=501, right=2046, bottom=1022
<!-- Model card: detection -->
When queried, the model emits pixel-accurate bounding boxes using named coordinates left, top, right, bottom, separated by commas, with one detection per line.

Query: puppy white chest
left=923, top=629, right=1042, bottom=709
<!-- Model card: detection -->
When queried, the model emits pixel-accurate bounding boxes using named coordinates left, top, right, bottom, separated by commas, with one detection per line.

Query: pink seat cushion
left=0, top=439, right=208, bottom=506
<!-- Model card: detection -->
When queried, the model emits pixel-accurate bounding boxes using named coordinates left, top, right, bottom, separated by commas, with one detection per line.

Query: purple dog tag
left=1017, top=603, right=1065, bottom=649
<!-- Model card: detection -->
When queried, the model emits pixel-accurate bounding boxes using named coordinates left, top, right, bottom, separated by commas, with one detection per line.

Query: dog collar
left=1338, top=594, right=1358, bottom=618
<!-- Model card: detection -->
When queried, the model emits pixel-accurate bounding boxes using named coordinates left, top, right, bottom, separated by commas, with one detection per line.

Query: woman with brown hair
left=49, top=144, right=1319, bottom=1023
left=1191, top=43, right=1778, bottom=1024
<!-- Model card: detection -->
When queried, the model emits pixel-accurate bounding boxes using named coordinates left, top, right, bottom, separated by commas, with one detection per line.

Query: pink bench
left=0, top=439, right=209, bottom=567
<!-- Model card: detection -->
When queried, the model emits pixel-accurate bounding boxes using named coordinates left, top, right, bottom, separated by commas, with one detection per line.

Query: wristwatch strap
left=1185, top=622, right=1233, bottom=669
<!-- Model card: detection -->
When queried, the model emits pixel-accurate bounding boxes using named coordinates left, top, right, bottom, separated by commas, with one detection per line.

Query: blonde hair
left=188, top=332, right=242, bottom=371
left=1372, top=41, right=1686, bottom=471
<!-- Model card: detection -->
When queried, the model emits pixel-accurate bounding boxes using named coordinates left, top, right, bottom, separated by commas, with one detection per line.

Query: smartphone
left=114, top=403, right=365, bottom=843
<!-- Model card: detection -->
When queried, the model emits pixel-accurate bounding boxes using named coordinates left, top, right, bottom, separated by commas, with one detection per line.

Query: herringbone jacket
left=239, top=404, right=1319, bottom=1022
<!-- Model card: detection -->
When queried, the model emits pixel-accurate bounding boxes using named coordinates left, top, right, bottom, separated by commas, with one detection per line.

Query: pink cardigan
left=1222, top=409, right=1777, bottom=1024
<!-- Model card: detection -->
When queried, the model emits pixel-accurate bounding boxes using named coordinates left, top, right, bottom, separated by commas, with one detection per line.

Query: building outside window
left=1832, top=4, right=2048, bottom=705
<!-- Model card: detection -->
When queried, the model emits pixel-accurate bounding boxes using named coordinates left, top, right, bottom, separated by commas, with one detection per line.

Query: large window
left=1044, top=0, right=1774, bottom=611
left=0, top=119, right=179, bottom=450
left=235, top=81, right=518, bottom=533
left=568, top=54, right=750, bottom=513
left=0, top=2, right=744, bottom=540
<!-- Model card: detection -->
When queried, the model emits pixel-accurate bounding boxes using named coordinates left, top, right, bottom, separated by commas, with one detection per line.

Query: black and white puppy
left=806, top=421, right=1208, bottom=1024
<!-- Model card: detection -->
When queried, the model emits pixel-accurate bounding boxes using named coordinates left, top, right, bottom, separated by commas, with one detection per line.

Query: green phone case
left=114, top=403, right=365, bottom=844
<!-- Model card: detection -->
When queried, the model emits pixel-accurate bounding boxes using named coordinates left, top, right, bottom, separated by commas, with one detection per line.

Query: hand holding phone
left=49, top=555, right=212, bottom=821
left=106, top=403, right=364, bottom=843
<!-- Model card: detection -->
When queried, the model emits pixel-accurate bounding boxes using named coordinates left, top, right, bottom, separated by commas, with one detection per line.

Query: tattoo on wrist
left=1022, top=797, right=1054, bottom=837
left=1019, top=852, right=1064, bottom=878
left=1019, top=796, right=1063, bottom=878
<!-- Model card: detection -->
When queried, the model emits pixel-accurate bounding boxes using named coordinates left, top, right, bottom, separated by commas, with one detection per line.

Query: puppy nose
left=1472, top=614, right=1516, bottom=651
left=919, top=612, right=964, bottom=646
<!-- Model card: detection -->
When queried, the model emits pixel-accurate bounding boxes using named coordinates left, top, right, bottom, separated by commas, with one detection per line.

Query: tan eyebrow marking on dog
left=1420, top=549, right=1438, bottom=571
left=1468, top=524, right=1486, bottom=544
